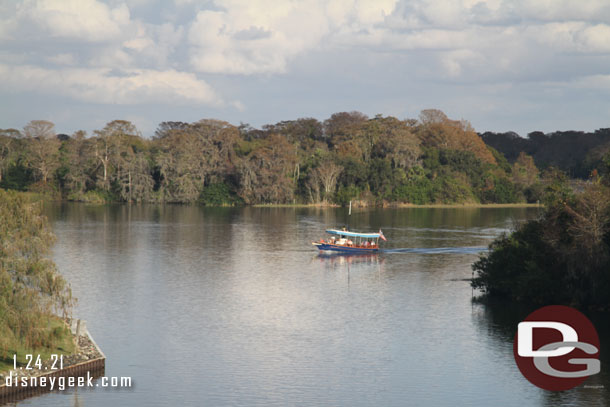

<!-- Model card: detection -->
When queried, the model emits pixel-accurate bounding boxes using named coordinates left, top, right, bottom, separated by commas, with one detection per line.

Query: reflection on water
left=472, top=301, right=610, bottom=407
left=315, top=252, right=384, bottom=264
left=384, top=246, right=487, bottom=254
left=14, top=204, right=605, bottom=406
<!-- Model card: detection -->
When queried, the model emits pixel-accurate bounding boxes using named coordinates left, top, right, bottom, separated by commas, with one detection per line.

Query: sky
left=1, top=0, right=610, bottom=138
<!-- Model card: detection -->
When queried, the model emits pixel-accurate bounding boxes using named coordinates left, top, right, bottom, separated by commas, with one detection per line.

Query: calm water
left=13, top=205, right=610, bottom=406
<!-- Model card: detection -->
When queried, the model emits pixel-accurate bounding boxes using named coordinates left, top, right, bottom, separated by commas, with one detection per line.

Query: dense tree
left=324, top=111, right=368, bottom=141
left=482, top=128, right=610, bottom=178
left=512, top=152, right=539, bottom=188
left=155, top=129, right=208, bottom=202
left=92, top=120, right=154, bottom=202
left=238, top=134, right=297, bottom=203
left=154, top=121, right=189, bottom=139
left=190, top=119, right=240, bottom=182
left=472, top=184, right=610, bottom=308
left=23, top=120, right=55, bottom=139
left=0, top=111, right=552, bottom=205
left=61, top=130, right=94, bottom=198
left=23, top=120, right=60, bottom=184
left=112, top=136, right=154, bottom=203
left=307, top=159, right=343, bottom=203
left=417, top=110, right=496, bottom=164
left=0, top=129, right=20, bottom=184
left=371, top=117, right=421, bottom=169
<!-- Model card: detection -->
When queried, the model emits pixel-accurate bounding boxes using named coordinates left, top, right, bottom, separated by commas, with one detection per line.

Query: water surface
left=13, top=205, right=609, bottom=406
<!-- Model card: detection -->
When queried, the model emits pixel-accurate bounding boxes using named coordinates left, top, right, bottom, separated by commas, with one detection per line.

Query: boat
left=312, top=229, right=387, bottom=253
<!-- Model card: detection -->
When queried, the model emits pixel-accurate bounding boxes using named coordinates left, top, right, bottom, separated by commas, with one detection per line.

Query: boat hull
left=312, top=242, right=379, bottom=253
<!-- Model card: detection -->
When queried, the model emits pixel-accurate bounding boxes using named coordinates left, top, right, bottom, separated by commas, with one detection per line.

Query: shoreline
left=387, top=202, right=542, bottom=208
left=0, top=320, right=105, bottom=402
left=38, top=198, right=542, bottom=209
left=254, top=202, right=542, bottom=209
left=12, top=188, right=542, bottom=208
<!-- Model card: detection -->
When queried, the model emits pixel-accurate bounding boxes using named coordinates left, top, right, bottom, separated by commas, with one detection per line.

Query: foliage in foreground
left=0, top=189, right=74, bottom=359
left=472, top=182, right=610, bottom=309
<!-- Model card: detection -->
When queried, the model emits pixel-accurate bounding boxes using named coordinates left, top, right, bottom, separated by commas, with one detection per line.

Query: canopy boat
left=312, top=229, right=387, bottom=253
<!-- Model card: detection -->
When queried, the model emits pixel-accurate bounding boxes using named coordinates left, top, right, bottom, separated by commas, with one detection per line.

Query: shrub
left=473, top=184, right=610, bottom=309
left=200, top=183, right=243, bottom=206
left=0, top=190, right=74, bottom=351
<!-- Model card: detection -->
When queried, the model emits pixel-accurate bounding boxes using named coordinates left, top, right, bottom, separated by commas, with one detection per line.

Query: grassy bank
left=0, top=318, right=75, bottom=373
left=0, top=189, right=75, bottom=375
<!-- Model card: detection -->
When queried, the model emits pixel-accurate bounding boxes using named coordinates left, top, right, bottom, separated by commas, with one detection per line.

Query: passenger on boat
left=363, top=241, right=370, bottom=247
left=347, top=240, right=353, bottom=246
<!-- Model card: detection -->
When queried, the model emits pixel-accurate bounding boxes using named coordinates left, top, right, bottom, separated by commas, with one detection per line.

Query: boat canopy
left=326, top=229, right=382, bottom=239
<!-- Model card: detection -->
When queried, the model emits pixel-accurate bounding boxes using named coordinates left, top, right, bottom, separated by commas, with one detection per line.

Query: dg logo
left=514, top=305, right=601, bottom=391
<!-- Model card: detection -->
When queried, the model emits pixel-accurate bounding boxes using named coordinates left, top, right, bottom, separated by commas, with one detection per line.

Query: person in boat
left=363, top=240, right=370, bottom=248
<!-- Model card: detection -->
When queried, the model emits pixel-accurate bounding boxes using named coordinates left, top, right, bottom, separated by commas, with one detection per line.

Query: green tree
left=0, top=129, right=21, bottom=184
left=23, top=120, right=60, bottom=184
left=512, top=152, right=539, bottom=187
left=155, top=129, right=207, bottom=203
left=62, top=130, right=94, bottom=198
left=238, top=134, right=297, bottom=203
left=306, top=159, right=343, bottom=203
left=92, top=120, right=140, bottom=192
left=417, top=110, right=496, bottom=164
left=473, top=184, right=610, bottom=308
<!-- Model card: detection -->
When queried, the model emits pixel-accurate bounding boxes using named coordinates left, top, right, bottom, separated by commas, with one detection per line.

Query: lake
left=14, top=204, right=609, bottom=406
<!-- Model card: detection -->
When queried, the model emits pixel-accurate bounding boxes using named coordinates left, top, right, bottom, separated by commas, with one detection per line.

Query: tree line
left=481, top=128, right=610, bottom=179
left=0, top=110, right=582, bottom=205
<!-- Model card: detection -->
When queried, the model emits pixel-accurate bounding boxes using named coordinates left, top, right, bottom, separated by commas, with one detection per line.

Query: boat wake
left=382, top=246, right=487, bottom=254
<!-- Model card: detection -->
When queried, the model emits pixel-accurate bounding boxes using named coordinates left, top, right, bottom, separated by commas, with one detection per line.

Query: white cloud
left=0, top=64, right=224, bottom=106
left=3, top=0, right=610, bottom=135
left=89, top=47, right=134, bottom=68
left=183, top=0, right=610, bottom=80
left=188, top=0, right=398, bottom=75
left=576, top=24, right=610, bottom=53
left=17, top=0, right=131, bottom=42
left=127, top=22, right=185, bottom=67
left=512, top=0, right=610, bottom=22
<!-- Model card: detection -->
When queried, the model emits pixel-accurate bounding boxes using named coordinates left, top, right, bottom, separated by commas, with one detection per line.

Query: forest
left=482, top=128, right=610, bottom=179
left=473, top=130, right=610, bottom=308
left=1, top=109, right=607, bottom=206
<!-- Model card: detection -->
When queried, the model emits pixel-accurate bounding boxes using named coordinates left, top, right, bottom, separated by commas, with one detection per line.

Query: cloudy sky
left=1, top=0, right=609, bottom=137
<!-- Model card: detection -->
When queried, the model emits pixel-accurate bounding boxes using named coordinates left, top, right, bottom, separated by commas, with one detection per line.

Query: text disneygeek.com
left=4, top=372, right=132, bottom=391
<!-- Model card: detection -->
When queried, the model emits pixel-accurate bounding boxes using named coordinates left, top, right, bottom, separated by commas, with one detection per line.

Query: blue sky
left=1, top=0, right=610, bottom=137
